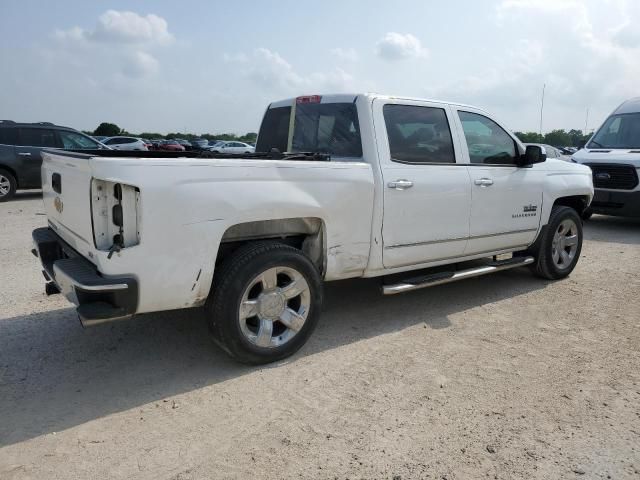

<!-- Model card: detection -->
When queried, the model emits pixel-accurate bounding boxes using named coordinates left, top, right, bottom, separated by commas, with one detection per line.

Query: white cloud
left=52, top=11, right=173, bottom=81
left=375, top=32, right=428, bottom=61
left=427, top=0, right=640, bottom=132
left=122, top=51, right=159, bottom=78
left=225, top=48, right=356, bottom=93
left=330, top=47, right=358, bottom=62
left=56, top=10, right=173, bottom=45
left=612, top=22, right=640, bottom=48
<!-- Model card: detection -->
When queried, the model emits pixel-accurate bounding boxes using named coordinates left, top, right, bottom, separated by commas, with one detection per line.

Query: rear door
left=374, top=99, right=472, bottom=269
left=453, top=109, right=543, bottom=253
left=16, top=127, right=60, bottom=187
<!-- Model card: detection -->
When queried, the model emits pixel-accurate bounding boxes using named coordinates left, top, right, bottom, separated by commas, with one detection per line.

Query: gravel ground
left=1, top=192, right=639, bottom=480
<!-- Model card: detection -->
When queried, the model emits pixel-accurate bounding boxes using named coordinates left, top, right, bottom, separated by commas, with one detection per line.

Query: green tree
left=567, top=129, right=589, bottom=147
left=240, top=132, right=258, bottom=143
left=94, top=122, right=123, bottom=137
left=514, top=131, right=544, bottom=143
left=543, top=129, right=571, bottom=147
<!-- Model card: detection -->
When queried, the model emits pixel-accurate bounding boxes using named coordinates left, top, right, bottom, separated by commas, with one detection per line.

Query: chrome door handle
left=18, top=152, right=32, bottom=156
left=474, top=178, right=494, bottom=187
left=387, top=179, right=413, bottom=190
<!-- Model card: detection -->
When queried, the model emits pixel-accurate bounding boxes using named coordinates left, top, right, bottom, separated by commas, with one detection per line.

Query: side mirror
left=519, top=145, right=546, bottom=166
left=578, top=140, right=586, bottom=149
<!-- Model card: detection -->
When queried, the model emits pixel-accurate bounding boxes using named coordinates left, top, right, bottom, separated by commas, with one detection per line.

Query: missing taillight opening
left=91, top=179, right=140, bottom=252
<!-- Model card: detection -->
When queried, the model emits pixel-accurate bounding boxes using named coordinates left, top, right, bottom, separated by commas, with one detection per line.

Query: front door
left=454, top=110, right=543, bottom=254
left=375, top=100, right=472, bottom=269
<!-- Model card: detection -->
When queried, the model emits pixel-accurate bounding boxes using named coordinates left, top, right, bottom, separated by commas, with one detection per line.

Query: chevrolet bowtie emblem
left=54, top=196, right=64, bottom=214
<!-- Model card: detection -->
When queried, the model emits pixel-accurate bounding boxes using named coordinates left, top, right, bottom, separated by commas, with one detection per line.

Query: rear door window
left=383, top=104, right=456, bottom=164
left=292, top=102, right=362, bottom=157
left=18, top=128, right=59, bottom=148
left=0, top=127, right=18, bottom=145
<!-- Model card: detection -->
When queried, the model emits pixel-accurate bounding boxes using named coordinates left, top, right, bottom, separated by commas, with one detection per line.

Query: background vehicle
left=158, top=140, right=185, bottom=151
left=176, top=139, right=192, bottom=150
left=210, top=141, right=255, bottom=153
left=525, top=143, right=569, bottom=161
left=190, top=138, right=210, bottom=151
left=572, top=97, right=640, bottom=218
left=0, top=120, right=108, bottom=201
left=33, top=93, right=593, bottom=364
left=102, top=136, right=149, bottom=151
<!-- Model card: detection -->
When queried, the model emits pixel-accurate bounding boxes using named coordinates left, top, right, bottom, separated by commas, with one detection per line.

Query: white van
left=572, top=97, right=640, bottom=218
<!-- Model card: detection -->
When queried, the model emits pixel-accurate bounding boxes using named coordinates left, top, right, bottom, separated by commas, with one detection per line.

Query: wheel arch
left=552, top=195, right=590, bottom=215
left=0, top=164, right=19, bottom=188
left=215, top=217, right=326, bottom=275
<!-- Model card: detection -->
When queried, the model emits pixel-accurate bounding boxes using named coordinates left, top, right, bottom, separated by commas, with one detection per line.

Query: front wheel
left=206, top=242, right=323, bottom=364
left=530, top=205, right=583, bottom=280
left=0, top=169, right=17, bottom=202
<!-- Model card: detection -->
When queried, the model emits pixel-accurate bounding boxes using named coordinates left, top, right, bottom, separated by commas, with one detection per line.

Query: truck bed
left=62, top=149, right=331, bottom=161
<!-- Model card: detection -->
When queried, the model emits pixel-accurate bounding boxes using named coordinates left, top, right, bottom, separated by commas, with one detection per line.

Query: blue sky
left=1, top=0, right=639, bottom=135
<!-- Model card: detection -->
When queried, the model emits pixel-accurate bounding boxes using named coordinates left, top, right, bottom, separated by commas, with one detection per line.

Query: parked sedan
left=210, top=141, right=256, bottom=154
left=175, top=139, right=192, bottom=150
left=190, top=138, right=210, bottom=151
left=102, top=136, right=149, bottom=151
left=159, top=140, right=185, bottom=152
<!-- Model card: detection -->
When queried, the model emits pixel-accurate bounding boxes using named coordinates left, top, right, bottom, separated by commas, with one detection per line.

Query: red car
left=159, top=140, right=185, bottom=152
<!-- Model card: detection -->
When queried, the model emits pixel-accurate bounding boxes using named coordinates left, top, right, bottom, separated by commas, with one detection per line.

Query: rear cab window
left=256, top=98, right=363, bottom=158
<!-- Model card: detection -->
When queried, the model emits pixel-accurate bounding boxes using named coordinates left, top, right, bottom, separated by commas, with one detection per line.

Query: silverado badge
left=512, top=204, right=538, bottom=218
left=54, top=196, right=64, bottom=214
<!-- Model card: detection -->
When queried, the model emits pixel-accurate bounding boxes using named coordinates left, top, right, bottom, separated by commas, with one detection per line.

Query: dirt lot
left=0, top=192, right=639, bottom=480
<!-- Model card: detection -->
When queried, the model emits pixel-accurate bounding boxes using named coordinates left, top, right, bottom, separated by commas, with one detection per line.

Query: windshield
left=256, top=102, right=363, bottom=157
left=588, top=113, right=640, bottom=149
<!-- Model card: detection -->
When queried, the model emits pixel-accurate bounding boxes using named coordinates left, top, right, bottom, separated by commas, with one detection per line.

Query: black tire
left=581, top=208, right=593, bottom=221
left=530, top=205, right=583, bottom=280
left=206, top=241, right=323, bottom=364
left=0, top=168, right=17, bottom=202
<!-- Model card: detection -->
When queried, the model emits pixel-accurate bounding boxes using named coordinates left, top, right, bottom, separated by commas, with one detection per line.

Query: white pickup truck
left=33, top=93, right=594, bottom=364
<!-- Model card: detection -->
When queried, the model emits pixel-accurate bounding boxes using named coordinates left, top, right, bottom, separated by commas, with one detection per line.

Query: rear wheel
left=0, top=169, right=17, bottom=202
left=206, top=241, right=323, bottom=364
left=530, top=206, right=583, bottom=279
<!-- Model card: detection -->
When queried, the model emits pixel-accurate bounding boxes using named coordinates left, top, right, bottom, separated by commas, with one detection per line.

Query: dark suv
left=0, top=120, right=107, bottom=201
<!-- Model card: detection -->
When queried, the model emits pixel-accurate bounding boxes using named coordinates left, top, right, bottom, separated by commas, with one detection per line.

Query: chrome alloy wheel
left=238, top=266, right=311, bottom=348
left=0, top=174, right=10, bottom=197
left=551, top=219, right=579, bottom=269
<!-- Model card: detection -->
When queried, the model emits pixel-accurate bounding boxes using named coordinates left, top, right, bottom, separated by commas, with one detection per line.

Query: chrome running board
left=382, top=256, right=535, bottom=295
